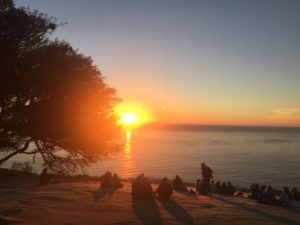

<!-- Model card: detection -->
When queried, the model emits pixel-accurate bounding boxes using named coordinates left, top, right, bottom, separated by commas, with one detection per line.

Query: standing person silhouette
left=200, top=163, right=213, bottom=195
left=39, top=168, right=50, bottom=185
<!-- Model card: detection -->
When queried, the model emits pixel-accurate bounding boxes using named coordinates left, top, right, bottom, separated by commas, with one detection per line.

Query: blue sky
left=16, top=0, right=300, bottom=126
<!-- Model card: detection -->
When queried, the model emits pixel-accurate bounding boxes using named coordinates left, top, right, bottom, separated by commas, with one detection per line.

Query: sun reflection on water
left=122, top=129, right=133, bottom=175
left=125, top=130, right=132, bottom=158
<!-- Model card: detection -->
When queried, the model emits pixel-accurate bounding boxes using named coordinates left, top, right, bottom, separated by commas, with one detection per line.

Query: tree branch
left=0, top=139, right=31, bottom=165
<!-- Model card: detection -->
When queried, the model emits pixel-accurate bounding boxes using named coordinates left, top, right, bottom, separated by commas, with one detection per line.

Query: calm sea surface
left=2, top=126, right=300, bottom=188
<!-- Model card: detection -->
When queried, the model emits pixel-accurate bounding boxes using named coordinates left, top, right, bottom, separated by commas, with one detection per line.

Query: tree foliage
left=0, top=0, right=120, bottom=173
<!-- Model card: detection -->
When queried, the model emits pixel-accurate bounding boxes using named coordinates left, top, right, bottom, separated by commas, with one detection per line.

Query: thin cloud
left=265, top=108, right=300, bottom=126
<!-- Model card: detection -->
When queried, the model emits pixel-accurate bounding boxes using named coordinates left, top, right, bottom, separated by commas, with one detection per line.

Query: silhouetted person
left=219, top=182, right=227, bottom=195
left=112, top=173, right=123, bottom=188
left=132, top=173, right=144, bottom=196
left=132, top=173, right=144, bottom=198
left=132, top=174, right=153, bottom=200
left=257, top=185, right=267, bottom=203
left=39, top=168, right=50, bottom=185
left=227, top=182, right=236, bottom=195
left=156, top=177, right=173, bottom=199
left=100, top=171, right=113, bottom=188
left=172, top=175, right=186, bottom=191
left=249, top=183, right=259, bottom=200
left=280, top=186, right=293, bottom=207
left=200, top=163, right=213, bottom=195
left=215, top=181, right=221, bottom=194
left=137, top=173, right=145, bottom=181
left=264, top=186, right=276, bottom=205
left=210, top=180, right=216, bottom=194
left=285, top=186, right=292, bottom=199
left=140, top=177, right=153, bottom=199
left=292, top=187, right=299, bottom=201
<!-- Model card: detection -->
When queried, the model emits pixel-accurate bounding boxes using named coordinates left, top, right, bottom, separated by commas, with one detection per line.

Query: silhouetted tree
left=0, top=0, right=120, bottom=173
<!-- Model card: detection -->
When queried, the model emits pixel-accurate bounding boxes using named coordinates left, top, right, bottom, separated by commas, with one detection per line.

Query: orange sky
left=17, top=1, right=300, bottom=127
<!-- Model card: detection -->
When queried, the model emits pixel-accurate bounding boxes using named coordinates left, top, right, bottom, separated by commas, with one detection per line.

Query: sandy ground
left=0, top=170, right=300, bottom=225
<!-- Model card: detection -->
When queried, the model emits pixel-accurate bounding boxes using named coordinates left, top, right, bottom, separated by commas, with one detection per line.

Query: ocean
left=2, top=125, right=300, bottom=188
left=87, top=125, right=300, bottom=188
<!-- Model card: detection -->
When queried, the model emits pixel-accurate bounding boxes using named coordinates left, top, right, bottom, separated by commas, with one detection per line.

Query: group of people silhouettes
left=131, top=174, right=183, bottom=200
left=40, top=162, right=299, bottom=209
left=100, top=171, right=123, bottom=189
left=196, top=179, right=236, bottom=195
left=130, top=163, right=214, bottom=200
left=249, top=183, right=299, bottom=207
left=196, top=163, right=236, bottom=196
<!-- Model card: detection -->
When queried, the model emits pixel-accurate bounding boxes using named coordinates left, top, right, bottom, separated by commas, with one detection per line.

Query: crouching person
left=156, top=177, right=173, bottom=199
left=132, top=173, right=154, bottom=200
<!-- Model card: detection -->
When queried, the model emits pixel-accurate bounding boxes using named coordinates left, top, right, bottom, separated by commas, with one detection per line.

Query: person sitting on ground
left=257, top=185, right=267, bottom=203
left=39, top=168, right=50, bottom=185
left=248, top=183, right=260, bottom=200
left=112, top=173, right=123, bottom=188
left=132, top=174, right=154, bottom=200
left=227, top=182, right=236, bottom=195
left=215, top=181, right=221, bottom=194
left=280, top=186, right=293, bottom=207
left=100, top=171, right=113, bottom=189
left=156, top=177, right=173, bottom=199
left=264, top=186, right=276, bottom=205
left=292, top=187, right=299, bottom=201
left=285, top=186, right=292, bottom=199
left=140, top=177, right=153, bottom=199
left=132, top=173, right=144, bottom=198
left=248, top=183, right=254, bottom=197
left=220, top=182, right=229, bottom=195
left=210, top=180, right=216, bottom=194
left=173, top=175, right=187, bottom=191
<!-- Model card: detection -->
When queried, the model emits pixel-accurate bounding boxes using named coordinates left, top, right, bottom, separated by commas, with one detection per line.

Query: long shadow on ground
left=158, top=198, right=194, bottom=225
left=212, top=195, right=300, bottom=225
left=92, top=188, right=118, bottom=201
left=132, top=198, right=163, bottom=225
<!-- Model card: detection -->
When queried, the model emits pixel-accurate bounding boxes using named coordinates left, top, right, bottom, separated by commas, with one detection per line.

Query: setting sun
left=122, top=113, right=138, bottom=125
left=115, top=101, right=153, bottom=126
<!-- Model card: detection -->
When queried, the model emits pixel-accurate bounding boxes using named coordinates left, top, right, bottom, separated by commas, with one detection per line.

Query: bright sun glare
left=122, top=113, right=138, bottom=125
left=115, top=101, right=152, bottom=126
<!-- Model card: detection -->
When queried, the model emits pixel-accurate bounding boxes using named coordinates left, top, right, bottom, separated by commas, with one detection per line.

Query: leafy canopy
left=0, top=0, right=120, bottom=173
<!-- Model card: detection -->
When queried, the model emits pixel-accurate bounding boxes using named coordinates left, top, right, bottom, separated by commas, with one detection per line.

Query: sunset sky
left=16, top=0, right=300, bottom=127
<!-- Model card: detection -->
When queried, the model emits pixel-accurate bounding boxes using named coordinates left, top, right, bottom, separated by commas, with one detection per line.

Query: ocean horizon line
left=140, top=123, right=300, bottom=133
